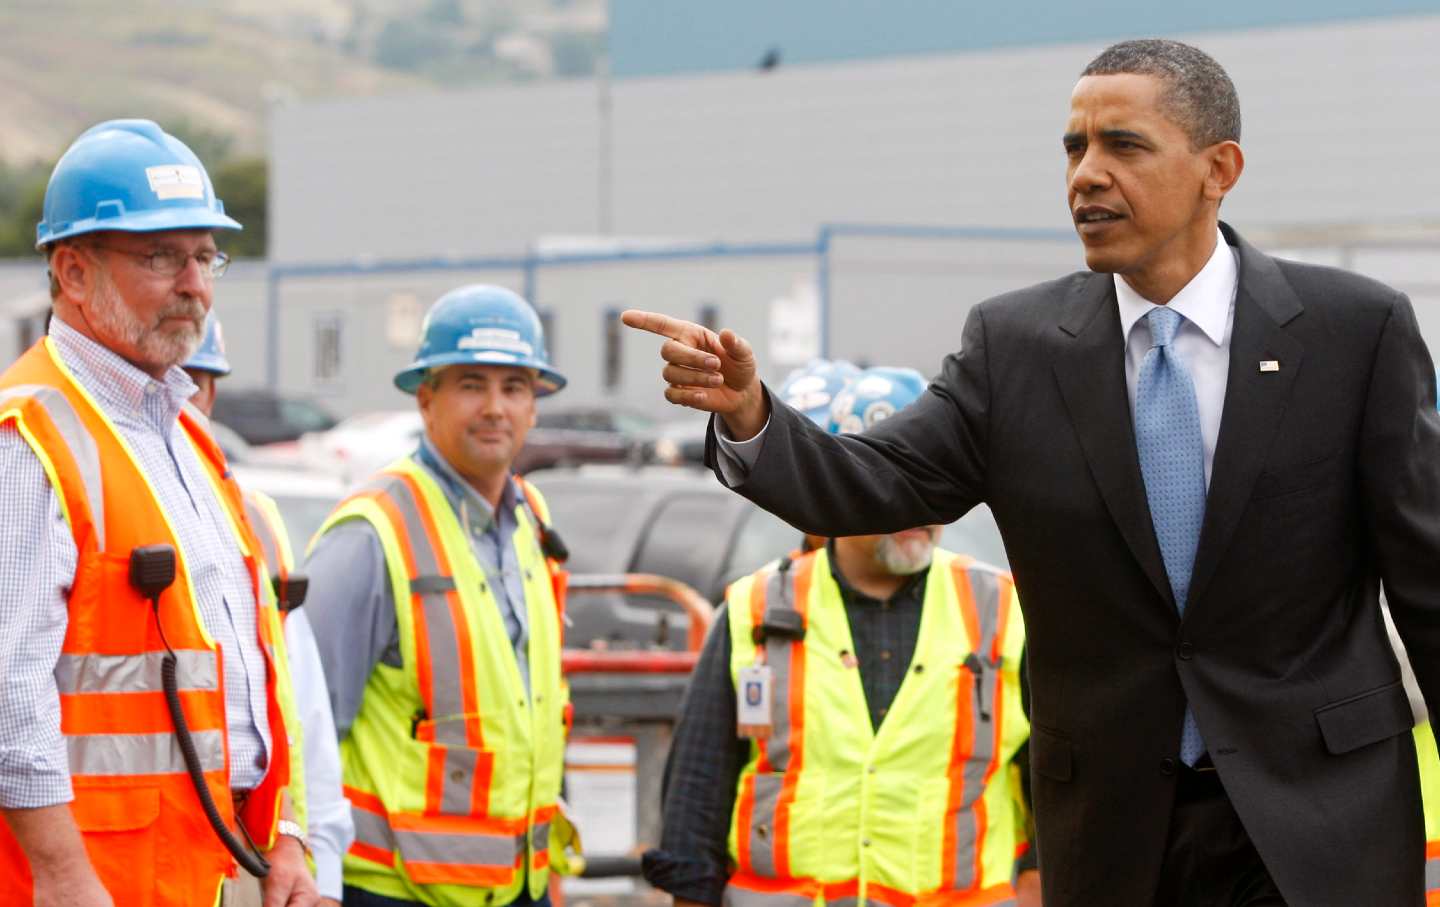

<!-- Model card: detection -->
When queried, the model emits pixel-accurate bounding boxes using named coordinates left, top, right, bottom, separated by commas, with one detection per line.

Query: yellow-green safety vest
left=1414, top=721, right=1440, bottom=903
left=318, top=456, right=569, bottom=907
left=725, top=547, right=1030, bottom=907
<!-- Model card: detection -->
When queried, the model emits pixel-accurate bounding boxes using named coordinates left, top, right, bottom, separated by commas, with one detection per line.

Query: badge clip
left=736, top=664, right=773, bottom=739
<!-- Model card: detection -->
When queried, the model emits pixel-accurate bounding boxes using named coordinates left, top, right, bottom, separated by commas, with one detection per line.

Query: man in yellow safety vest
left=304, top=284, right=575, bottom=906
left=644, top=366, right=1040, bottom=907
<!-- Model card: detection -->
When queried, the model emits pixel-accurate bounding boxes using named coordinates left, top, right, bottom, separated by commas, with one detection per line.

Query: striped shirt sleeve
left=0, top=424, right=77, bottom=809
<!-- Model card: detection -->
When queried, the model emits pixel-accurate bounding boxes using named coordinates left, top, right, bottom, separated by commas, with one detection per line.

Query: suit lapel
left=1186, top=227, right=1305, bottom=610
left=1052, top=272, right=1176, bottom=610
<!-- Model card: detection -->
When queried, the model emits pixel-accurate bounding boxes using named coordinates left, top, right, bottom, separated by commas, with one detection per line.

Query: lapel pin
left=1259, top=360, right=1280, bottom=373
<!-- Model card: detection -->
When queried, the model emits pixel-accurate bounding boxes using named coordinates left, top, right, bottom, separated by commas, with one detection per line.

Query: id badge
left=736, top=664, right=773, bottom=739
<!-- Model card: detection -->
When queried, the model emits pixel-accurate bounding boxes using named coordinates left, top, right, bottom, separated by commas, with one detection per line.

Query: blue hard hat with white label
left=827, top=366, right=928, bottom=434
left=777, top=359, right=861, bottom=428
left=36, top=119, right=241, bottom=249
left=394, top=284, right=565, bottom=396
left=183, top=313, right=232, bottom=376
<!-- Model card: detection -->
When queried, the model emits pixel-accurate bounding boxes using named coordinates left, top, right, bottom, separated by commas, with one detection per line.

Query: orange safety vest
left=245, top=491, right=291, bottom=588
left=0, top=338, right=291, bottom=907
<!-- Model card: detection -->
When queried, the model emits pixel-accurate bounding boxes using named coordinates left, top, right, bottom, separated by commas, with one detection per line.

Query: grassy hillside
left=0, top=0, right=603, bottom=165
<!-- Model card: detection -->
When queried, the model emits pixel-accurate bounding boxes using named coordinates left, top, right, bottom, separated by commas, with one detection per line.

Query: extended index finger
left=621, top=309, right=698, bottom=341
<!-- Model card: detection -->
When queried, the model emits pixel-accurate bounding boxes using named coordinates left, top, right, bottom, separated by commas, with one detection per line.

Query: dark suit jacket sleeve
left=706, top=305, right=991, bottom=537
left=1358, top=292, right=1440, bottom=718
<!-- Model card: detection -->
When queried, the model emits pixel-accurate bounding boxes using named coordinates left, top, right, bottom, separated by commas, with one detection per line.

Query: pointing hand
left=621, top=310, right=770, bottom=440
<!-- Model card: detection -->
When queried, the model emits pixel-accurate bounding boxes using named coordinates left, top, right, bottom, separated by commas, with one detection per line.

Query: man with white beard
left=643, top=367, right=1041, bottom=907
left=0, top=120, right=314, bottom=907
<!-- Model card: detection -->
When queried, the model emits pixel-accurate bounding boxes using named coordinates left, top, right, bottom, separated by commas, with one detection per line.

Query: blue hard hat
left=777, top=359, right=861, bottom=428
left=36, top=119, right=241, bottom=248
left=395, top=285, right=565, bottom=396
left=828, top=366, right=928, bottom=434
left=183, top=313, right=231, bottom=376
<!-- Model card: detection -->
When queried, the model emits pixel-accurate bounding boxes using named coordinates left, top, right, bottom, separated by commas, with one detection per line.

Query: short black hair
left=1081, top=39, right=1240, bottom=149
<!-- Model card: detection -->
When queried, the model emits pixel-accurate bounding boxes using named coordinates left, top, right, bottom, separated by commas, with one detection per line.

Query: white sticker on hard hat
left=786, top=390, right=832, bottom=412
left=458, top=328, right=534, bottom=357
left=836, top=413, right=864, bottom=434
left=471, top=350, right=521, bottom=363
left=854, top=375, right=894, bottom=398
left=862, top=400, right=897, bottom=428
left=145, top=165, right=205, bottom=200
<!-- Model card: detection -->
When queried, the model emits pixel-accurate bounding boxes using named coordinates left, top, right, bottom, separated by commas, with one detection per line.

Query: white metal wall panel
left=270, top=81, right=602, bottom=264
left=271, top=14, right=1440, bottom=261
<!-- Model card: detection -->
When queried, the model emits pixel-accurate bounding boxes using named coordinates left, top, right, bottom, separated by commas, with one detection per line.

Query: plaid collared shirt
left=0, top=319, right=271, bottom=809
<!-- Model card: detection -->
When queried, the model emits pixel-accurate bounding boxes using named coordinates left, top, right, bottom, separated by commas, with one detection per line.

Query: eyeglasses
left=86, top=243, right=230, bottom=279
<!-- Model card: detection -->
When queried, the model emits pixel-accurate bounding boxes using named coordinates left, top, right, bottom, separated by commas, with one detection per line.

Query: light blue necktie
left=1135, top=306, right=1207, bottom=765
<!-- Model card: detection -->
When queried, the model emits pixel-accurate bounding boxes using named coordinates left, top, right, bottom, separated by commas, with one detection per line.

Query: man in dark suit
left=623, top=39, right=1440, bottom=906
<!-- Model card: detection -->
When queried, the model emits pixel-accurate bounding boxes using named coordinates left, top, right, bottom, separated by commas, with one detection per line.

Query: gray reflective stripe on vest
left=722, top=887, right=813, bottom=907
left=375, top=473, right=469, bottom=743
left=374, top=472, right=485, bottom=819
left=351, top=804, right=396, bottom=853
left=393, top=825, right=523, bottom=869
left=55, top=649, right=218, bottom=695
left=951, top=564, right=1006, bottom=891
left=761, top=566, right=797, bottom=772
left=745, top=565, right=801, bottom=877
left=0, top=384, right=106, bottom=551
left=744, top=772, right=785, bottom=878
left=68, top=729, right=224, bottom=777
left=243, top=496, right=282, bottom=578
left=1427, top=854, right=1440, bottom=891
left=439, top=746, right=484, bottom=815
left=532, top=820, right=550, bottom=850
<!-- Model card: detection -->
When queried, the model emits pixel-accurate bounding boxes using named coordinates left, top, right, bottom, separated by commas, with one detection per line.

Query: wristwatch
left=276, top=819, right=311, bottom=857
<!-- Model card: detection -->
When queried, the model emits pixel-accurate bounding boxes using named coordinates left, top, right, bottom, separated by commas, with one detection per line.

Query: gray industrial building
left=7, top=4, right=1440, bottom=421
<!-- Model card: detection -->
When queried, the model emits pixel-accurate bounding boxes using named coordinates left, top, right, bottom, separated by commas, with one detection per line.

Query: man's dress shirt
left=0, top=318, right=272, bottom=808
left=283, top=609, right=355, bottom=900
left=304, top=435, right=534, bottom=739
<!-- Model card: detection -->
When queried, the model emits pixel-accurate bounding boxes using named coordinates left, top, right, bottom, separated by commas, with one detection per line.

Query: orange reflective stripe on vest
left=735, top=557, right=817, bottom=880
left=360, top=473, right=491, bottom=802
left=346, top=781, right=529, bottom=888
left=0, top=339, right=289, bottom=906
left=724, top=874, right=1019, bottom=907
left=943, top=561, right=1011, bottom=892
left=347, top=785, right=398, bottom=868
